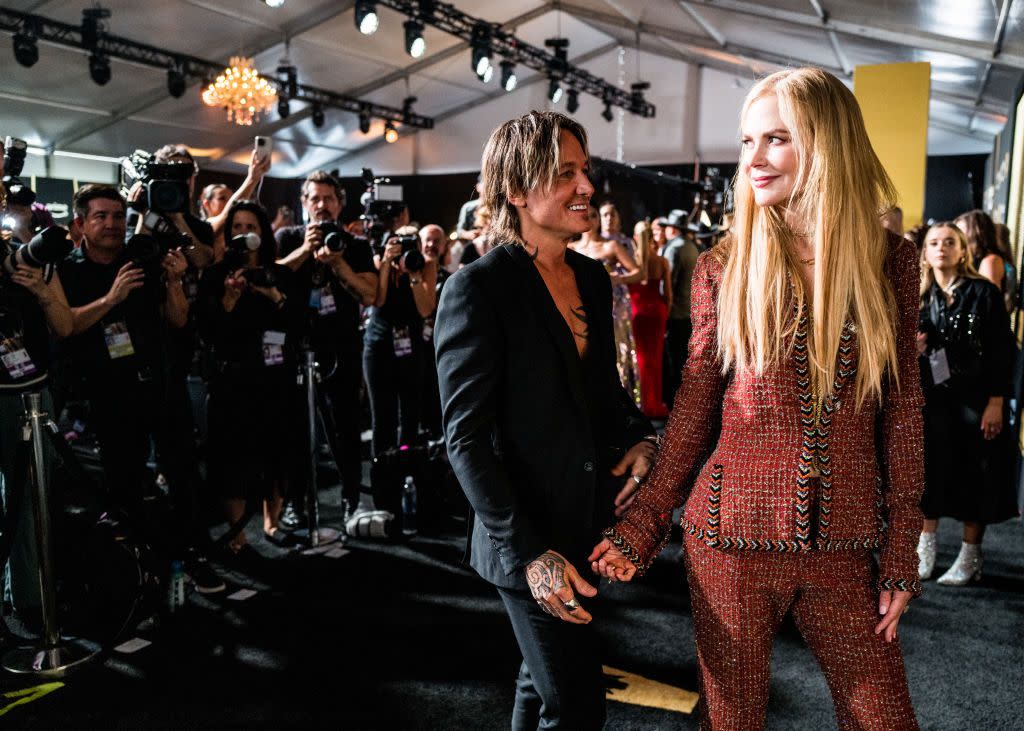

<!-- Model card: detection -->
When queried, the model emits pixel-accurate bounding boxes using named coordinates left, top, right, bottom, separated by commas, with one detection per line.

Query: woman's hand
left=915, top=331, right=927, bottom=355
left=382, top=242, right=402, bottom=265
left=587, top=538, right=637, bottom=582
left=161, top=247, right=188, bottom=282
left=980, top=396, right=1003, bottom=440
left=224, top=268, right=247, bottom=297
left=875, top=589, right=913, bottom=643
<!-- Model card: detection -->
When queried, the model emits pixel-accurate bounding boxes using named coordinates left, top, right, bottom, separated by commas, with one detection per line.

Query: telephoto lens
left=317, top=222, right=349, bottom=253
left=1, top=226, right=73, bottom=274
left=398, top=235, right=425, bottom=273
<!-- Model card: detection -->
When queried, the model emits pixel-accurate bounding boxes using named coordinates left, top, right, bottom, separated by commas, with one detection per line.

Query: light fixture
left=359, top=109, right=371, bottom=134
left=602, top=102, right=613, bottom=122
left=401, top=96, right=417, bottom=122
left=277, top=96, right=290, bottom=118
left=13, top=22, right=39, bottom=68
left=470, top=25, right=491, bottom=78
left=548, top=78, right=562, bottom=104
left=481, top=63, right=494, bottom=83
left=384, top=121, right=399, bottom=143
left=566, top=89, right=579, bottom=114
left=167, top=61, right=186, bottom=98
left=264, top=0, right=285, bottom=6
left=500, top=60, right=517, bottom=92
left=404, top=19, right=425, bottom=58
left=89, top=52, right=111, bottom=85
left=312, top=102, right=325, bottom=128
left=355, top=0, right=379, bottom=35
left=201, top=56, right=279, bottom=126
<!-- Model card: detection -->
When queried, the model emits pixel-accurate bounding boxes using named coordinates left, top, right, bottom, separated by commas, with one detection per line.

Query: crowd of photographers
left=0, top=136, right=452, bottom=610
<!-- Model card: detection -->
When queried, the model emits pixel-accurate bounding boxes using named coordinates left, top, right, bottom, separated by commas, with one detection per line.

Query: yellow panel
left=854, top=63, right=931, bottom=228
left=1007, top=94, right=1024, bottom=273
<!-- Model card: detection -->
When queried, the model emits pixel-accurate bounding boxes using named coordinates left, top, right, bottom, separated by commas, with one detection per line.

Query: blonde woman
left=628, top=220, right=672, bottom=417
left=589, top=68, right=923, bottom=729
left=916, top=223, right=1016, bottom=585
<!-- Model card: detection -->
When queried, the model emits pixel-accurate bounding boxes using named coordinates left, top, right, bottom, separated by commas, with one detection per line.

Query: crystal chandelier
left=202, top=56, right=278, bottom=126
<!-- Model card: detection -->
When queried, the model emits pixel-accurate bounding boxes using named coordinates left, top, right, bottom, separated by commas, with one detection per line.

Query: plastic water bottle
left=167, top=559, right=186, bottom=613
left=401, top=476, right=418, bottom=536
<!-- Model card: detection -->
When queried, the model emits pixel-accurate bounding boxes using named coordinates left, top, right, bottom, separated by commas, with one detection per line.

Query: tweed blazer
left=606, top=233, right=925, bottom=594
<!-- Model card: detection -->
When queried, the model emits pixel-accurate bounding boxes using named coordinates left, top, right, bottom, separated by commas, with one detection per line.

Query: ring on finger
left=632, top=474, right=643, bottom=485
left=564, top=598, right=581, bottom=612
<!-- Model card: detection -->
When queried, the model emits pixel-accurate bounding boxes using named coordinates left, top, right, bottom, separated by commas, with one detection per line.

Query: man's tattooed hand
left=525, top=549, right=597, bottom=623
left=526, top=551, right=567, bottom=602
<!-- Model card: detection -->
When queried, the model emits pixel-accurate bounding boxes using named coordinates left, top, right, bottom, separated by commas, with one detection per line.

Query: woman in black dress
left=916, top=222, right=1018, bottom=585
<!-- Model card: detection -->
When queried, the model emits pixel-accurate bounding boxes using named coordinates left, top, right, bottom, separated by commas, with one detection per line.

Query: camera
left=3, top=136, right=36, bottom=208
left=358, top=168, right=422, bottom=272
left=382, top=232, right=424, bottom=273
left=119, top=150, right=193, bottom=213
left=126, top=229, right=189, bottom=267
left=223, top=233, right=275, bottom=288
left=242, top=267, right=276, bottom=289
left=1, top=226, right=73, bottom=277
left=315, top=221, right=354, bottom=253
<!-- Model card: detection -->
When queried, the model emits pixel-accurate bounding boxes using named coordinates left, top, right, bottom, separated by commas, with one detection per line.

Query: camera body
left=119, top=150, right=193, bottom=214
left=3, top=136, right=36, bottom=207
left=315, top=221, right=353, bottom=254
left=223, top=232, right=275, bottom=289
left=382, top=232, right=424, bottom=274
left=359, top=168, right=422, bottom=272
left=0, top=226, right=73, bottom=278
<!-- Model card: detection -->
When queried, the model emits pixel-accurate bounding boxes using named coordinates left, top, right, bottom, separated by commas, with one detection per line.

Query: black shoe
left=263, top=529, right=296, bottom=548
left=278, top=502, right=306, bottom=532
left=185, top=551, right=226, bottom=594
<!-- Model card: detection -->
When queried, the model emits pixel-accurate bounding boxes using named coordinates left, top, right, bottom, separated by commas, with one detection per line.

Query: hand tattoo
left=526, top=551, right=567, bottom=603
left=570, top=304, right=589, bottom=341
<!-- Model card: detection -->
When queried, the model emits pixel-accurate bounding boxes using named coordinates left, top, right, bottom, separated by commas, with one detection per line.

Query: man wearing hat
left=660, top=209, right=698, bottom=406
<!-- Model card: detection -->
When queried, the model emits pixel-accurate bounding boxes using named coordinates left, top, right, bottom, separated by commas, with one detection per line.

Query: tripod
left=2, top=390, right=100, bottom=676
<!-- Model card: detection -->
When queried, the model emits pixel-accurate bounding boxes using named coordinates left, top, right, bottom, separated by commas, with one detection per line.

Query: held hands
left=587, top=539, right=637, bottom=583
left=875, top=589, right=913, bottom=643
left=106, top=262, right=146, bottom=305
left=610, top=440, right=656, bottom=517
left=525, top=550, right=598, bottom=624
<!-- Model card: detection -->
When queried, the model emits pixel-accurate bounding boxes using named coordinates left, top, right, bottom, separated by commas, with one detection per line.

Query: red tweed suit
left=607, top=233, right=923, bottom=730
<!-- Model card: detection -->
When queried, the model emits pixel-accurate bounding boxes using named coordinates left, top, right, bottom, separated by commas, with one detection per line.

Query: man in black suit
left=435, top=111, right=656, bottom=729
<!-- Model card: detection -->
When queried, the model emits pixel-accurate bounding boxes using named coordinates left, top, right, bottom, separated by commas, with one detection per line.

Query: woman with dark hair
left=915, top=222, right=1018, bottom=585
left=955, top=209, right=1006, bottom=293
left=199, top=200, right=300, bottom=553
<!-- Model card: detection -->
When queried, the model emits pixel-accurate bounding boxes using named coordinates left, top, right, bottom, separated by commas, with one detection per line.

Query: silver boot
left=936, top=542, right=983, bottom=586
left=917, top=532, right=937, bottom=580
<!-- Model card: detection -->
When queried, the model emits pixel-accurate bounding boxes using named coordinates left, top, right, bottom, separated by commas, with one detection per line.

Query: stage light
left=312, top=102, right=325, bottom=128
left=384, top=121, right=398, bottom=144
left=359, top=110, right=371, bottom=134
left=167, top=62, right=186, bottom=98
left=404, top=20, right=425, bottom=58
left=264, top=0, right=285, bottom=6
left=481, top=63, right=494, bottom=83
left=548, top=78, right=562, bottom=104
left=355, top=0, right=379, bottom=35
left=602, top=102, right=613, bottom=122
left=89, top=52, right=111, bottom=85
left=471, top=44, right=490, bottom=78
left=500, top=61, right=517, bottom=92
left=566, top=89, right=579, bottom=114
left=13, top=24, right=39, bottom=68
left=278, top=96, right=290, bottom=118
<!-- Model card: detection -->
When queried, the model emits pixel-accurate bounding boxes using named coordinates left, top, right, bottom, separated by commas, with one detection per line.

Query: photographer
left=275, top=170, right=376, bottom=522
left=0, top=140, right=74, bottom=617
left=418, top=224, right=450, bottom=439
left=365, top=224, right=436, bottom=455
left=200, top=201, right=299, bottom=554
left=198, top=149, right=271, bottom=259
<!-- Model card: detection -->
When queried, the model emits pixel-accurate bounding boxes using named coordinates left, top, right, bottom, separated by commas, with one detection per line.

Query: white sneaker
left=936, top=542, right=983, bottom=586
left=917, top=532, right=937, bottom=580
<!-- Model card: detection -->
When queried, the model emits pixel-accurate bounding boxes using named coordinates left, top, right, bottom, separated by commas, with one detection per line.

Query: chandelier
left=202, top=56, right=278, bottom=126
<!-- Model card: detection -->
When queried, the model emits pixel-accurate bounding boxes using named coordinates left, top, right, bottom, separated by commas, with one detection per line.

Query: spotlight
left=471, top=44, right=490, bottom=77
left=566, top=89, right=579, bottom=114
left=312, top=102, right=325, bottom=128
left=359, top=109, right=371, bottom=134
left=500, top=60, right=517, bottom=92
left=548, top=78, right=562, bottom=104
left=12, top=23, right=39, bottom=68
left=264, top=0, right=285, bottom=6
left=277, top=61, right=298, bottom=98
left=404, top=20, right=425, bottom=58
left=89, top=52, right=111, bottom=85
left=384, top=121, right=398, bottom=144
left=602, top=102, right=614, bottom=122
left=481, top=64, right=494, bottom=84
left=278, top=96, right=290, bottom=118
left=355, top=0, right=379, bottom=35
left=167, top=62, right=186, bottom=99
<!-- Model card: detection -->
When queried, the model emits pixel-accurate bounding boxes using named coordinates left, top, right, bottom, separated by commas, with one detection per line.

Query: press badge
left=929, top=348, right=951, bottom=385
left=0, top=334, right=38, bottom=380
left=393, top=326, right=413, bottom=358
left=263, top=330, right=286, bottom=366
left=104, top=322, right=135, bottom=359
left=422, top=323, right=434, bottom=342
left=309, top=286, right=336, bottom=316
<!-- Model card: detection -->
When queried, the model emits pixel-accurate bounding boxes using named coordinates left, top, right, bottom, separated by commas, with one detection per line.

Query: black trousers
left=363, top=336, right=424, bottom=457
left=497, top=587, right=606, bottom=731
left=316, top=349, right=365, bottom=507
left=663, top=317, right=692, bottom=407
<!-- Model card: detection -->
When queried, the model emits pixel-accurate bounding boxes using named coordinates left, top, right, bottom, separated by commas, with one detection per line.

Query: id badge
left=104, top=322, right=135, bottom=359
left=929, top=348, right=951, bottom=385
left=393, top=326, right=413, bottom=358
left=422, top=322, right=434, bottom=342
left=309, top=286, right=336, bottom=316
left=0, top=334, right=38, bottom=380
left=263, top=330, right=286, bottom=366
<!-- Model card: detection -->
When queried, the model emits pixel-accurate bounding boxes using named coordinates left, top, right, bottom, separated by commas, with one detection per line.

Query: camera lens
left=402, top=249, right=425, bottom=273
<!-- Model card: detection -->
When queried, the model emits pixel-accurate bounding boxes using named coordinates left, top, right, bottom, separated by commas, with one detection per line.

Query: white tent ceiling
left=1, top=0, right=1021, bottom=182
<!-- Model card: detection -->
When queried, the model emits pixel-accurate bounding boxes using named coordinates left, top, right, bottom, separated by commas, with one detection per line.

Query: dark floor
left=1, top=480, right=1022, bottom=730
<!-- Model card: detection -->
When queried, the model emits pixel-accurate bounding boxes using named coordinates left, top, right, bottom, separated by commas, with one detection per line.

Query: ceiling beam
left=51, top=0, right=357, bottom=149
left=309, top=41, right=620, bottom=176
left=930, top=118, right=996, bottom=142
left=677, top=2, right=726, bottom=48
left=208, top=2, right=555, bottom=163
left=806, top=1, right=852, bottom=75
left=685, top=0, right=1024, bottom=70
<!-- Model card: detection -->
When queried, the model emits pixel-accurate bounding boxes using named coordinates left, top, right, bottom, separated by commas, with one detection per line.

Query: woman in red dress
left=628, top=220, right=672, bottom=418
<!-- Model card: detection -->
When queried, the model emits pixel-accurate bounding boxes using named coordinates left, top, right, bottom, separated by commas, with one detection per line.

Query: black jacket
left=435, top=243, right=653, bottom=590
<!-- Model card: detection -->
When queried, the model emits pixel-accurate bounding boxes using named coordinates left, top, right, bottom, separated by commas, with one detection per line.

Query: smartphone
left=254, top=136, right=272, bottom=164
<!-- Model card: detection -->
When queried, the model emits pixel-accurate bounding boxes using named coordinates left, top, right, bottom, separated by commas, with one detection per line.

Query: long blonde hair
left=718, top=67, right=899, bottom=406
left=634, top=220, right=652, bottom=280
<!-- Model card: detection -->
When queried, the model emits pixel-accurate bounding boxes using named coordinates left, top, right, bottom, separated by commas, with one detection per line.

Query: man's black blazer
left=435, top=243, right=653, bottom=591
